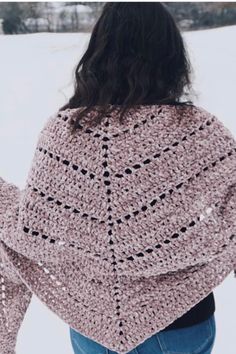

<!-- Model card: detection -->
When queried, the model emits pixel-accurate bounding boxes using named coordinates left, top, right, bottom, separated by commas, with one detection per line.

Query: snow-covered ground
left=0, top=25, right=236, bottom=354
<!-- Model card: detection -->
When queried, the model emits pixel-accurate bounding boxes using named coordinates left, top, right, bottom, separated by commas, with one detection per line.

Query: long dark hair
left=59, top=2, right=196, bottom=134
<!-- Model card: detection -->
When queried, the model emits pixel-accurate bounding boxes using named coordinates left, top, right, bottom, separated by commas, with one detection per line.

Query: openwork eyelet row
left=59, top=107, right=164, bottom=138
left=117, top=205, right=212, bottom=262
left=114, top=116, right=215, bottom=177
left=114, top=147, right=236, bottom=224
left=36, top=261, right=85, bottom=305
left=29, top=184, right=102, bottom=223
left=37, top=261, right=64, bottom=287
left=22, top=225, right=105, bottom=259
left=37, top=147, right=96, bottom=180
left=0, top=266, right=10, bottom=332
left=118, top=203, right=236, bottom=263
left=36, top=260, right=97, bottom=308
left=0, top=276, right=6, bottom=306
left=108, top=111, right=162, bottom=138
left=37, top=258, right=103, bottom=310
left=101, top=138, right=124, bottom=339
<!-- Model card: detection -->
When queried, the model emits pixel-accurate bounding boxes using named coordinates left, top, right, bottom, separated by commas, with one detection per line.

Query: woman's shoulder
left=190, top=104, right=215, bottom=118
left=47, top=104, right=229, bottom=139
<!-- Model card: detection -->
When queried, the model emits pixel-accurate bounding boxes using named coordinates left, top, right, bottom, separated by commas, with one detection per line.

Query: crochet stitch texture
left=0, top=103, right=236, bottom=354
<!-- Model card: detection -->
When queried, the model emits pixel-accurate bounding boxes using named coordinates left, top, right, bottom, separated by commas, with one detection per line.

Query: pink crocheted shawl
left=0, top=103, right=236, bottom=354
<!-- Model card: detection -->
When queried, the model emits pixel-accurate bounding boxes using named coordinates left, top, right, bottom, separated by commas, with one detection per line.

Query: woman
left=0, top=3, right=236, bottom=354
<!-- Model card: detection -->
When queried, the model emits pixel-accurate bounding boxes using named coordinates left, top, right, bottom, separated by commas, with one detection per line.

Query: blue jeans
left=69, top=313, right=216, bottom=354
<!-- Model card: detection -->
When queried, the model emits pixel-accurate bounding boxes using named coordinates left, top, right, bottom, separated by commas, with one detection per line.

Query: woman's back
left=1, top=103, right=236, bottom=354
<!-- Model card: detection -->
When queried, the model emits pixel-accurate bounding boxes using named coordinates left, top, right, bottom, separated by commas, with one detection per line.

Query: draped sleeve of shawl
left=0, top=178, right=33, bottom=354
left=0, top=111, right=58, bottom=354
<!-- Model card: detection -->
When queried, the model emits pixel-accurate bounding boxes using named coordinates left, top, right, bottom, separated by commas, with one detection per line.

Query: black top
left=161, top=291, right=215, bottom=331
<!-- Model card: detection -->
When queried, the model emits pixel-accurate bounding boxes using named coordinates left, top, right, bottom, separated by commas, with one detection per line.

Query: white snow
left=0, top=25, right=236, bottom=354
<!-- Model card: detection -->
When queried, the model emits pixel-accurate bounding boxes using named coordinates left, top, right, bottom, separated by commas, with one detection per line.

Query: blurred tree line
left=0, top=2, right=236, bottom=35
left=165, top=2, right=236, bottom=30
left=0, top=2, right=104, bottom=34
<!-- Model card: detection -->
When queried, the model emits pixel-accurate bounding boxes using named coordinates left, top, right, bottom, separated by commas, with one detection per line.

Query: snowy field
left=0, top=25, right=236, bottom=354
